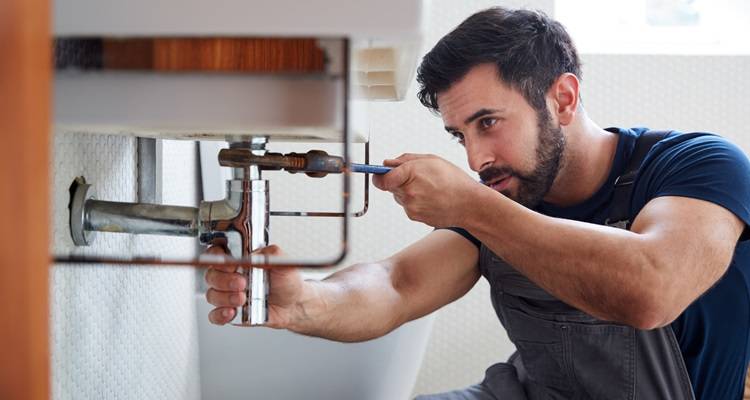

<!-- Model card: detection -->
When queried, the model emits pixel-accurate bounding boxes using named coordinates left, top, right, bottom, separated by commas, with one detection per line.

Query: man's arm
left=289, top=230, right=480, bottom=342
left=465, top=188, right=744, bottom=329
left=205, top=230, right=480, bottom=342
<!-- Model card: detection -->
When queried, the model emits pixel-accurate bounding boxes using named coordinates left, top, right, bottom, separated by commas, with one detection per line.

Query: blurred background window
left=555, top=0, right=750, bottom=54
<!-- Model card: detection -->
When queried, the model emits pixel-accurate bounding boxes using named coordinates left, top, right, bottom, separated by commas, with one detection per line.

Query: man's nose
left=465, top=138, right=494, bottom=172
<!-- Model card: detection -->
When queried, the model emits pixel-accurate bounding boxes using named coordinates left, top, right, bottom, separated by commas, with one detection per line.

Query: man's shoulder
left=642, top=130, right=747, bottom=172
left=631, top=129, right=750, bottom=228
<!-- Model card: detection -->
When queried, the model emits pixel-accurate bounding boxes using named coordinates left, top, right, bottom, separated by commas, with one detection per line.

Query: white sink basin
left=195, top=295, right=434, bottom=400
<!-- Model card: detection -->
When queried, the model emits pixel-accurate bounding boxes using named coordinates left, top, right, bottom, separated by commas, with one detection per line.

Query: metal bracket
left=137, top=137, right=162, bottom=204
left=55, top=38, right=353, bottom=269
left=69, top=177, right=97, bottom=246
left=270, top=140, right=373, bottom=218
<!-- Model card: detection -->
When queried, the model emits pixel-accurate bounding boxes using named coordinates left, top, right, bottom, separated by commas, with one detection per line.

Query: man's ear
left=548, top=73, right=580, bottom=126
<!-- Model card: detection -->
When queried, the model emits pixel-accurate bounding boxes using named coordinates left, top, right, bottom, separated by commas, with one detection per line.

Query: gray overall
left=417, top=131, right=696, bottom=400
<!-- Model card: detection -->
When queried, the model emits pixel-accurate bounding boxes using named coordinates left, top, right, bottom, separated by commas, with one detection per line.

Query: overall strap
left=605, top=130, right=672, bottom=229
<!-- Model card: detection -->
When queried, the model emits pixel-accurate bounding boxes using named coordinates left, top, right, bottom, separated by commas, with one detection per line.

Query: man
left=205, top=7, right=750, bottom=399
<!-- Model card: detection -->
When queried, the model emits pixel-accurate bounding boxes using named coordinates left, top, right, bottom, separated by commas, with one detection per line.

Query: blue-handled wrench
left=350, top=163, right=392, bottom=174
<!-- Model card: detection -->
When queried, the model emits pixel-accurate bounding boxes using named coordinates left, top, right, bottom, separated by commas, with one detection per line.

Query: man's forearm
left=287, top=261, right=406, bottom=342
left=463, top=185, right=660, bottom=327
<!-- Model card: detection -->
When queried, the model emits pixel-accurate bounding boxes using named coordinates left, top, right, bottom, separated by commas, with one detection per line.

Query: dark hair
left=416, top=7, right=581, bottom=115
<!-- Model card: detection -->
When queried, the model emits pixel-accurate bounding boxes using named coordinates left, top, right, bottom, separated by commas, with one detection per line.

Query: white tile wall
left=581, top=54, right=750, bottom=150
left=50, top=134, right=201, bottom=400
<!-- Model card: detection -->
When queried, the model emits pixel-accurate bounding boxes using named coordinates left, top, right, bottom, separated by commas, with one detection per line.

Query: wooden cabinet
left=0, top=0, right=50, bottom=399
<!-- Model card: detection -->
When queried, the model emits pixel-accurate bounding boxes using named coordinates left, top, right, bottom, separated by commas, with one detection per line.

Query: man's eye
left=451, top=133, right=465, bottom=145
left=480, top=117, right=497, bottom=129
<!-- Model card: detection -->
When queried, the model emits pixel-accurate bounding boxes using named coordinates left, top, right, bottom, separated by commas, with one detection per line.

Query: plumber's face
left=437, top=63, right=564, bottom=208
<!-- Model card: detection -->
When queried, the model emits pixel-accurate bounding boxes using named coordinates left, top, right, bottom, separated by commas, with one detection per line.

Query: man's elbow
left=620, top=294, right=680, bottom=330
left=615, top=258, right=686, bottom=330
left=624, top=312, right=670, bottom=331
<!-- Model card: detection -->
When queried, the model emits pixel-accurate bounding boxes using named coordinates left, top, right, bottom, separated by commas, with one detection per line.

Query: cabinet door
left=0, top=0, right=51, bottom=399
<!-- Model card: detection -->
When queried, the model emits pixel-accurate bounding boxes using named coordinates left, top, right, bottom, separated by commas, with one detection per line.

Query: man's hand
left=372, top=153, right=482, bottom=228
left=204, top=245, right=306, bottom=329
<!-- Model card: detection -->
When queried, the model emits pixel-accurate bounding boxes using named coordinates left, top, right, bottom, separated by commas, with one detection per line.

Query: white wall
left=581, top=54, right=750, bottom=147
left=50, top=135, right=201, bottom=399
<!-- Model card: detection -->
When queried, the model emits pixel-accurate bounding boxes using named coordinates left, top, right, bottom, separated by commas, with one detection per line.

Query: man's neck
left=542, top=114, right=619, bottom=207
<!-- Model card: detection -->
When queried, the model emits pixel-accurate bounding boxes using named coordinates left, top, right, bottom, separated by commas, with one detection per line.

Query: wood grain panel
left=0, top=0, right=51, bottom=398
left=101, top=38, right=326, bottom=72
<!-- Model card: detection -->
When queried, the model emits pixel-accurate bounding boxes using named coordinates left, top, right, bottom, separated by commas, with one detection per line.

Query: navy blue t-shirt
left=451, top=127, right=750, bottom=399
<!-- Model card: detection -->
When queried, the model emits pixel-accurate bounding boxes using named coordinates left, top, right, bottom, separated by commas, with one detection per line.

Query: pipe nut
left=69, top=179, right=97, bottom=246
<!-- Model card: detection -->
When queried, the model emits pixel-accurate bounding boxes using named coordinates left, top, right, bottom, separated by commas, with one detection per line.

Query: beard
left=479, top=109, right=565, bottom=208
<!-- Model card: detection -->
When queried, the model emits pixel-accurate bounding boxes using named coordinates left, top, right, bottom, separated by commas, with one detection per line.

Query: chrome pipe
left=247, top=179, right=269, bottom=325
left=70, top=136, right=272, bottom=327
left=199, top=177, right=270, bottom=326
left=85, top=200, right=199, bottom=237
left=246, top=136, right=270, bottom=326
left=223, top=141, right=270, bottom=325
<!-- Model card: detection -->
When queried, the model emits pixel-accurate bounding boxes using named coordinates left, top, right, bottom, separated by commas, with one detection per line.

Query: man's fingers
left=204, top=244, right=282, bottom=271
left=206, top=288, right=246, bottom=307
left=206, top=246, right=228, bottom=255
left=373, top=162, right=409, bottom=191
left=209, top=307, right=236, bottom=325
left=395, top=153, right=430, bottom=161
left=253, top=244, right=283, bottom=256
left=203, top=244, right=285, bottom=326
left=383, top=158, right=405, bottom=167
left=203, top=246, right=235, bottom=273
left=383, top=153, right=433, bottom=167
left=205, top=268, right=246, bottom=291
left=372, top=174, right=386, bottom=190
left=394, top=153, right=433, bottom=162
left=376, top=165, right=410, bottom=192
